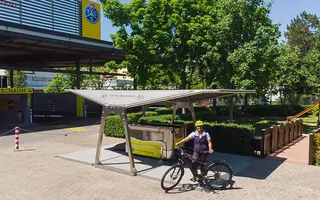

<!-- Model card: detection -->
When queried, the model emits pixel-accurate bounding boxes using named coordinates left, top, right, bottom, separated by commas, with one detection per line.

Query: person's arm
left=176, top=136, right=191, bottom=146
left=206, top=132, right=214, bottom=152
left=176, top=132, right=194, bottom=146
left=208, top=139, right=214, bottom=152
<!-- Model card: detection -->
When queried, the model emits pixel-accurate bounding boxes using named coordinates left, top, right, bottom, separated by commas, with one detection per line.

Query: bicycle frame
left=177, top=147, right=209, bottom=179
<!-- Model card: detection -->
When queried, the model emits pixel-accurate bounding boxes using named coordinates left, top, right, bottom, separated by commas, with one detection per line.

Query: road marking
left=64, top=127, right=88, bottom=132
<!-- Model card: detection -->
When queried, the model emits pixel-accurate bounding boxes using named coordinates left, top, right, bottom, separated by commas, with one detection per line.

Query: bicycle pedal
left=190, top=177, right=197, bottom=182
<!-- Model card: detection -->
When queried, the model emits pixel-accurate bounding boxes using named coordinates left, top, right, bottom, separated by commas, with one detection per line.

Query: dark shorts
left=192, top=151, right=208, bottom=164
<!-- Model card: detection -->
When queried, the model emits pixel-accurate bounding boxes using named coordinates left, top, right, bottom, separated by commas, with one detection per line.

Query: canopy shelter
left=0, top=20, right=125, bottom=75
left=67, top=89, right=255, bottom=176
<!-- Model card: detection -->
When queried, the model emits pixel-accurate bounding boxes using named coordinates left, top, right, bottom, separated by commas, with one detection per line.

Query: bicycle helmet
left=195, top=120, right=204, bottom=127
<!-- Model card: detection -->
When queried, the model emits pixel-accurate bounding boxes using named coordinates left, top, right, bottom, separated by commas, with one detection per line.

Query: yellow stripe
left=76, top=96, right=84, bottom=117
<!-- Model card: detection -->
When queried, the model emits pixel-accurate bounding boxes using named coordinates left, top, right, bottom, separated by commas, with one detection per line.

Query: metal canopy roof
left=68, top=88, right=256, bottom=176
left=0, top=20, right=125, bottom=69
left=68, top=89, right=256, bottom=108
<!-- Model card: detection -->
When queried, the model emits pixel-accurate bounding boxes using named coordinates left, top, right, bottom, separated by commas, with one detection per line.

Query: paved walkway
left=267, top=134, right=310, bottom=165
left=1, top=125, right=320, bottom=200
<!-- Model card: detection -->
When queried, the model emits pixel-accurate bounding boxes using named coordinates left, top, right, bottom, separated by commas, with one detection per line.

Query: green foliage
left=244, top=105, right=313, bottom=117
left=198, top=123, right=255, bottom=156
left=44, top=67, right=119, bottom=93
left=101, top=0, right=280, bottom=94
left=5, top=70, right=27, bottom=88
left=104, top=111, right=158, bottom=138
left=285, top=11, right=320, bottom=54
left=104, top=110, right=255, bottom=156
left=139, top=114, right=187, bottom=125
left=138, top=115, right=255, bottom=155
left=44, top=74, right=74, bottom=93
left=274, top=11, right=320, bottom=104
left=312, top=133, right=320, bottom=166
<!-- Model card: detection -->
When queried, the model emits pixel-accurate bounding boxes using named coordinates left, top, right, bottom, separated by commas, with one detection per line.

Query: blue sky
left=94, top=0, right=320, bottom=43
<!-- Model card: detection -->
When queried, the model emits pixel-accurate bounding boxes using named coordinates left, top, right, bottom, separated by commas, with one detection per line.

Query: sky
left=93, top=0, right=320, bottom=43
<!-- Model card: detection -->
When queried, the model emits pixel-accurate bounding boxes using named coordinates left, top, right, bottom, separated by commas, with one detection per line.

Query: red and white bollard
left=14, top=127, right=19, bottom=152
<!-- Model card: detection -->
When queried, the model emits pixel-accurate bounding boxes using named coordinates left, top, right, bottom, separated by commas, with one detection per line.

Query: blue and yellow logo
left=84, top=3, right=99, bottom=24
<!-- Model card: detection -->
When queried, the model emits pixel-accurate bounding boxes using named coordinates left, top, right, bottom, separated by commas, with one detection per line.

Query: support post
left=95, top=106, right=108, bottom=165
left=121, top=108, right=137, bottom=176
left=170, top=100, right=196, bottom=126
left=10, top=69, right=14, bottom=88
left=309, top=133, right=314, bottom=165
left=76, top=60, right=81, bottom=89
left=261, top=129, right=265, bottom=158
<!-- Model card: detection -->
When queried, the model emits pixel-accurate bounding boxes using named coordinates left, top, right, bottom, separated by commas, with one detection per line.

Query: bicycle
left=160, top=146, right=233, bottom=191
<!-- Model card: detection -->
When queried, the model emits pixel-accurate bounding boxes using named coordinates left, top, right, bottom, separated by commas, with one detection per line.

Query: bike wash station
left=56, top=89, right=255, bottom=189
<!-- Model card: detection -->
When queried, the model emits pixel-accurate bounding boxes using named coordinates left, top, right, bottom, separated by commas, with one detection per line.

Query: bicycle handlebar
left=176, top=146, right=212, bottom=155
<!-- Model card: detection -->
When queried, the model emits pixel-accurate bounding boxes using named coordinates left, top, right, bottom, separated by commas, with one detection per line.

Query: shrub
left=313, top=133, right=320, bottom=166
left=244, top=105, right=314, bottom=117
left=104, top=111, right=157, bottom=138
left=140, top=115, right=255, bottom=156
left=155, top=104, right=317, bottom=117
left=104, top=110, right=258, bottom=156
left=184, top=122, right=255, bottom=156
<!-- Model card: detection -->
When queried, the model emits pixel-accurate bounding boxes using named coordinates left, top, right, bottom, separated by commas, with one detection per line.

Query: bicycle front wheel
left=160, top=164, right=184, bottom=191
left=204, top=162, right=233, bottom=190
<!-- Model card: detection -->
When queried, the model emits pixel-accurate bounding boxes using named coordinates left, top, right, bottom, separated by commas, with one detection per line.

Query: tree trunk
left=228, top=96, right=233, bottom=121
left=180, top=69, right=187, bottom=90
left=244, top=94, right=248, bottom=108
left=133, top=76, right=137, bottom=90
left=212, top=99, right=217, bottom=114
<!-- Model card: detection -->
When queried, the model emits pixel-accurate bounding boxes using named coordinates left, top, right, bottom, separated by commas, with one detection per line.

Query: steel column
left=10, top=69, right=14, bottom=88
left=121, top=108, right=137, bottom=176
left=94, top=106, right=137, bottom=175
left=76, top=60, right=81, bottom=89
left=95, top=106, right=108, bottom=165
left=170, top=100, right=197, bottom=126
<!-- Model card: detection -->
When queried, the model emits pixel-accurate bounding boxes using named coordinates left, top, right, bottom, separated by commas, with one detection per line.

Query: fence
left=254, top=119, right=303, bottom=157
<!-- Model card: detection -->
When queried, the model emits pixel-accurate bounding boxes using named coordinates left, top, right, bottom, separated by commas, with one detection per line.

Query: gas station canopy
left=67, top=89, right=256, bottom=176
left=67, top=89, right=256, bottom=108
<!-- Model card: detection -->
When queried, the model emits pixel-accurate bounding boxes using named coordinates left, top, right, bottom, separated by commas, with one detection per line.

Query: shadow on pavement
left=0, top=117, right=101, bottom=136
left=235, top=157, right=286, bottom=180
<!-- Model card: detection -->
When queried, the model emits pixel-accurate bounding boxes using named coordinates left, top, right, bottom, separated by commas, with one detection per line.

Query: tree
left=202, top=0, right=280, bottom=119
left=44, top=67, right=118, bottom=93
left=101, top=0, right=218, bottom=90
left=275, top=11, right=320, bottom=104
left=284, top=11, right=320, bottom=55
left=82, top=67, right=117, bottom=90
left=5, top=70, right=27, bottom=88
left=102, top=0, right=281, bottom=120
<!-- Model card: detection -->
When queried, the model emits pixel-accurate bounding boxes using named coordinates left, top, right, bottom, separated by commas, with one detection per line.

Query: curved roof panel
left=67, top=89, right=256, bottom=108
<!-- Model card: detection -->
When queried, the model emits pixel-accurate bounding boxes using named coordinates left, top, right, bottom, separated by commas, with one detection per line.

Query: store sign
left=0, top=88, right=34, bottom=94
left=82, top=0, right=101, bottom=39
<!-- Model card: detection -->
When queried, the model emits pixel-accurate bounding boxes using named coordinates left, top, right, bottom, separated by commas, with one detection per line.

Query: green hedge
left=140, top=116, right=255, bottom=156
left=195, top=122, right=255, bottom=156
left=243, top=105, right=314, bottom=117
left=155, top=104, right=316, bottom=117
left=105, top=112, right=255, bottom=156
left=104, top=111, right=157, bottom=138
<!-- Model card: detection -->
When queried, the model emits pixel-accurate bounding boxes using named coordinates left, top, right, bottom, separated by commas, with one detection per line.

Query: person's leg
left=192, top=151, right=200, bottom=174
left=199, top=153, right=208, bottom=173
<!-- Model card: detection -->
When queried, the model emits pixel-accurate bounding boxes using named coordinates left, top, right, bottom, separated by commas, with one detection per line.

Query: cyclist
left=175, top=120, right=214, bottom=176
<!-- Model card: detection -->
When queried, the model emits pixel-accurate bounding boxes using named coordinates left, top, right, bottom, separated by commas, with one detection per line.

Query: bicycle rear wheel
left=160, top=164, right=184, bottom=191
left=204, top=162, right=233, bottom=190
